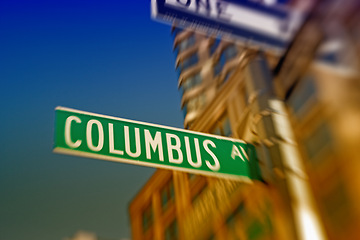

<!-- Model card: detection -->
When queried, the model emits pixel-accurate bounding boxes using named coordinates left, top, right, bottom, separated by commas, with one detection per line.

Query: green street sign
left=54, top=107, right=261, bottom=181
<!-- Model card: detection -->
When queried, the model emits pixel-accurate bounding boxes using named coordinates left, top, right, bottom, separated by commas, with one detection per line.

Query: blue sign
left=151, top=0, right=303, bottom=55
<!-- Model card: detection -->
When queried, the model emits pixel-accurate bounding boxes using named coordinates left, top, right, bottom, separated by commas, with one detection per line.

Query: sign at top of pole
left=151, top=0, right=305, bottom=55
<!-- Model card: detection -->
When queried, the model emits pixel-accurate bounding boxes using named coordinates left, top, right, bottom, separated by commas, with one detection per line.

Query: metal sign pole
left=244, top=52, right=326, bottom=240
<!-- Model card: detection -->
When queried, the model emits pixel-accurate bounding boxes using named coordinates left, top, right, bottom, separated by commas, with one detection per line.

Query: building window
left=188, top=173, right=197, bottom=182
left=304, top=123, right=333, bottom=162
left=213, top=44, right=238, bottom=77
left=223, top=44, right=238, bottom=60
left=315, top=37, right=358, bottom=71
left=227, top=202, right=245, bottom=224
left=176, top=34, right=196, bottom=53
left=287, top=74, right=317, bottom=118
left=171, top=27, right=183, bottom=37
left=222, top=69, right=235, bottom=85
left=181, top=72, right=202, bottom=93
left=207, top=234, right=216, bottom=240
left=211, top=115, right=232, bottom=137
left=226, top=202, right=245, bottom=238
left=142, top=203, right=153, bottom=232
left=178, top=53, right=199, bottom=73
left=210, top=38, right=221, bottom=55
left=213, top=54, right=225, bottom=76
left=161, top=179, right=175, bottom=211
left=191, top=182, right=207, bottom=204
left=165, top=219, right=178, bottom=240
left=316, top=38, right=341, bottom=65
left=321, top=180, right=352, bottom=230
left=184, top=93, right=207, bottom=113
left=246, top=219, right=269, bottom=240
left=227, top=201, right=272, bottom=240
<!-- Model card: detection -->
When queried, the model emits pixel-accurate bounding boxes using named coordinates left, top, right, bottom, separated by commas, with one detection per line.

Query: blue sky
left=0, top=0, right=183, bottom=239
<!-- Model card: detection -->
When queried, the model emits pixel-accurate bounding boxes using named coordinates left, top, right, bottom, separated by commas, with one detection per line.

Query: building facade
left=275, top=0, right=360, bottom=239
left=129, top=30, right=292, bottom=240
left=129, top=0, right=360, bottom=239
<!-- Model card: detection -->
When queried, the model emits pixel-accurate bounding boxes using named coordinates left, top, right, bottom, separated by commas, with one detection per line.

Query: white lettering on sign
left=65, top=116, right=82, bottom=148
left=63, top=116, right=230, bottom=172
left=145, top=130, right=164, bottom=161
left=166, top=133, right=184, bottom=164
left=203, top=140, right=220, bottom=171
left=108, top=123, right=124, bottom=155
left=231, top=144, right=249, bottom=161
left=124, top=126, right=141, bottom=158
left=56, top=107, right=259, bottom=179
left=164, top=0, right=290, bottom=39
left=185, top=136, right=202, bottom=168
left=86, top=119, right=104, bottom=152
left=168, top=0, right=231, bottom=21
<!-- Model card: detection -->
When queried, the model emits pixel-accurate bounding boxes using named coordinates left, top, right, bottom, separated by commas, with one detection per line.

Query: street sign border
left=54, top=106, right=254, bottom=182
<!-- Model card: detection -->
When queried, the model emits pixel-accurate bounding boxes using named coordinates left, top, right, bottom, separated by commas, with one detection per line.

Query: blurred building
left=129, top=30, right=291, bottom=240
left=274, top=0, right=360, bottom=239
left=129, top=0, right=360, bottom=239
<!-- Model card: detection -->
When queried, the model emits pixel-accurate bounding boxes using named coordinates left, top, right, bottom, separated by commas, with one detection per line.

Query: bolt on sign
left=54, top=107, right=261, bottom=180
